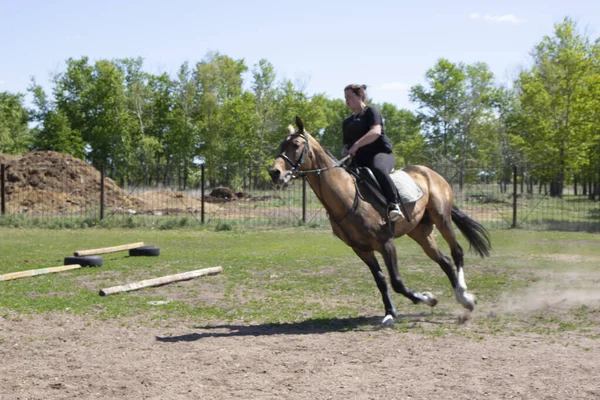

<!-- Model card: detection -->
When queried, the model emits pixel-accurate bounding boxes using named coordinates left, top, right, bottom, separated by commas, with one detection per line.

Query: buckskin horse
left=268, top=117, right=491, bottom=325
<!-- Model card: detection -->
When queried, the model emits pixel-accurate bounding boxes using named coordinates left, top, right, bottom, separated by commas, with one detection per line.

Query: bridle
left=275, top=133, right=311, bottom=178
left=275, top=133, right=350, bottom=179
left=275, top=132, right=357, bottom=224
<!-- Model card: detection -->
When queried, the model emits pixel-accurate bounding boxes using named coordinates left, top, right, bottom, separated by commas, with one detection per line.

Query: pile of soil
left=204, top=186, right=258, bottom=203
left=1, top=151, right=142, bottom=214
left=0, top=151, right=273, bottom=215
left=134, top=189, right=219, bottom=215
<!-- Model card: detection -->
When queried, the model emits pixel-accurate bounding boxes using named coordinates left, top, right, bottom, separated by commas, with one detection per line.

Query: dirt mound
left=0, top=153, right=22, bottom=165
left=209, top=186, right=237, bottom=200
left=2, top=151, right=142, bottom=213
left=205, top=186, right=255, bottom=203
left=134, top=189, right=219, bottom=214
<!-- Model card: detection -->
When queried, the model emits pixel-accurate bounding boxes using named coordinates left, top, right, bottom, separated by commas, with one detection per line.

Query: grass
left=0, top=226, right=599, bottom=338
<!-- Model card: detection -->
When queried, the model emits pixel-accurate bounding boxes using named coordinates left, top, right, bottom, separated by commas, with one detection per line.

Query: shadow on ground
left=156, top=311, right=458, bottom=342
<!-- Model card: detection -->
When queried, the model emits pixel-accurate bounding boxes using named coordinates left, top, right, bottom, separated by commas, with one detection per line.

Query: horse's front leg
left=352, top=247, right=397, bottom=326
left=380, top=239, right=438, bottom=308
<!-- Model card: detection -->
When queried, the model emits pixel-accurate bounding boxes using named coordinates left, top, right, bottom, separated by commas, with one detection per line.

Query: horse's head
left=268, top=116, right=311, bottom=185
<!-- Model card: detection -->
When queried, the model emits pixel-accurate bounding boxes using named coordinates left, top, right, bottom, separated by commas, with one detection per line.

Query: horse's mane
left=322, top=146, right=339, bottom=163
left=301, top=129, right=340, bottom=163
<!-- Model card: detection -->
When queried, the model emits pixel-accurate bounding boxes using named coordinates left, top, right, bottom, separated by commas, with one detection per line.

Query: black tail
left=451, top=205, right=491, bottom=258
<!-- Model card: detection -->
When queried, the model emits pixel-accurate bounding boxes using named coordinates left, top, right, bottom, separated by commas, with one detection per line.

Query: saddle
left=345, top=166, right=424, bottom=221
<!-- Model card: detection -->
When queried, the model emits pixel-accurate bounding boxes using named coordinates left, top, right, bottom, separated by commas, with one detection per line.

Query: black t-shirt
left=342, top=105, right=393, bottom=165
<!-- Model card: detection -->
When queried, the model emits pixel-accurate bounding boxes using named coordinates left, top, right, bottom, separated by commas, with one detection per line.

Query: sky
left=2, top=0, right=600, bottom=111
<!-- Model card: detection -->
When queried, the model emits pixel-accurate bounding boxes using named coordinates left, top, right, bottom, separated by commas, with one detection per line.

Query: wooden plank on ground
left=0, top=264, right=82, bottom=282
left=99, top=266, right=223, bottom=296
left=74, top=242, right=144, bottom=256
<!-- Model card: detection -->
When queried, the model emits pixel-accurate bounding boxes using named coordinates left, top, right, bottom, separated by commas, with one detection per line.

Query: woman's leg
left=368, top=152, right=399, bottom=205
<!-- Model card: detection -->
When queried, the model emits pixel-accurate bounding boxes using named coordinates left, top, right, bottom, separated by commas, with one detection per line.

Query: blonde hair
left=344, top=84, right=368, bottom=101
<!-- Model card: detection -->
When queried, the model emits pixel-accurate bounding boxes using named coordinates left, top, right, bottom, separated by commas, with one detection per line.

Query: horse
left=268, top=116, right=491, bottom=326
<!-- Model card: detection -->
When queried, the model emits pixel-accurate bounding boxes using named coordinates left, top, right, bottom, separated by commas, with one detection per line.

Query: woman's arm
left=347, top=124, right=382, bottom=156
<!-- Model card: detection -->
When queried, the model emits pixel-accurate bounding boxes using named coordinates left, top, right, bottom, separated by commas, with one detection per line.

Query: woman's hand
left=348, top=144, right=360, bottom=156
left=341, top=146, right=350, bottom=157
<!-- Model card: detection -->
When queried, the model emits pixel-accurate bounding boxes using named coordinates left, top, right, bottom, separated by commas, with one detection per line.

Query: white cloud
left=0, top=80, right=5, bottom=85
left=376, top=82, right=411, bottom=91
left=470, top=13, right=526, bottom=24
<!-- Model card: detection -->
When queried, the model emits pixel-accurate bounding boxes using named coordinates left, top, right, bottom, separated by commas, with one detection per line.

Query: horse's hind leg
left=352, top=248, right=397, bottom=324
left=432, top=212, right=476, bottom=311
left=408, top=222, right=475, bottom=311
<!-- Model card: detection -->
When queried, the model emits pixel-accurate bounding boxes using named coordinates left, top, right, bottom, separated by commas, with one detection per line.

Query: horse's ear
left=287, top=124, right=295, bottom=134
left=295, top=116, right=304, bottom=132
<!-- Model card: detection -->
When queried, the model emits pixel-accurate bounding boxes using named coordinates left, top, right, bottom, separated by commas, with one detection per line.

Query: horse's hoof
left=381, top=314, right=395, bottom=327
left=421, top=292, right=438, bottom=307
left=456, top=291, right=476, bottom=311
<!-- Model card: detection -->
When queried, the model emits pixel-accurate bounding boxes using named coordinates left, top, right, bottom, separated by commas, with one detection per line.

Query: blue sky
left=1, top=0, right=599, bottom=110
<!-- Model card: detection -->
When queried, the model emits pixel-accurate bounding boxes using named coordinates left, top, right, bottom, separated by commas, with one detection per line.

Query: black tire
left=64, top=255, right=103, bottom=267
left=129, top=246, right=160, bottom=257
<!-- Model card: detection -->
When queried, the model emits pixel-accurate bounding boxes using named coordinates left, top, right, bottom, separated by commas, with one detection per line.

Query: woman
left=342, top=84, right=403, bottom=222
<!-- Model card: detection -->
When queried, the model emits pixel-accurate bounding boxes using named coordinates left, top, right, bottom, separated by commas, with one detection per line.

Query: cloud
left=376, top=82, right=411, bottom=91
left=470, top=13, right=526, bottom=24
left=0, top=80, right=5, bottom=86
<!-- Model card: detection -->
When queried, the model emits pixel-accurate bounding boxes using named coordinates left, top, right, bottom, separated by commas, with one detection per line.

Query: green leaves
left=409, top=59, right=500, bottom=187
left=511, top=17, right=600, bottom=195
left=0, top=91, right=30, bottom=154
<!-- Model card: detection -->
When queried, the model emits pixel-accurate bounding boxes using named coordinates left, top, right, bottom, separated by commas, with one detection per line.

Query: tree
left=410, top=59, right=465, bottom=162
left=319, top=98, right=348, bottom=157
left=379, top=103, right=426, bottom=166
left=511, top=17, right=599, bottom=197
left=195, top=52, right=248, bottom=186
left=0, top=91, right=31, bottom=154
left=28, top=80, right=84, bottom=157
left=410, top=59, right=500, bottom=188
left=251, top=59, right=278, bottom=183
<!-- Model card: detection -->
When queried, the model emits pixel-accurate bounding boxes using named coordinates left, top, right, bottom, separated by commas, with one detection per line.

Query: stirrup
left=387, top=203, right=404, bottom=222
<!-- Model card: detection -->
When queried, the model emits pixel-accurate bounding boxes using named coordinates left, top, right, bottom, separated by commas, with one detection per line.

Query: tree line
left=1, top=18, right=599, bottom=197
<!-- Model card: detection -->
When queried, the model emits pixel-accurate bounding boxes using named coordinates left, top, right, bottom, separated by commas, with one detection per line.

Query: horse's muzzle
left=268, top=168, right=280, bottom=183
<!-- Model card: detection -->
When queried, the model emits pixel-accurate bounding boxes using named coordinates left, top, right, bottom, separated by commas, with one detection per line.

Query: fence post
left=512, top=164, right=518, bottom=228
left=100, top=163, right=105, bottom=220
left=1, top=164, right=5, bottom=215
left=201, top=164, right=205, bottom=224
left=302, top=178, right=307, bottom=224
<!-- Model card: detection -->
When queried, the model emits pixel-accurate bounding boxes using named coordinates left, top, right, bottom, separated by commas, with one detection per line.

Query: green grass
left=0, top=227, right=599, bottom=337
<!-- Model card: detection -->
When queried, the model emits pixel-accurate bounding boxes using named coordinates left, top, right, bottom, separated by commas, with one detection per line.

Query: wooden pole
left=0, top=264, right=82, bottom=282
left=1, top=163, right=5, bottom=216
left=100, top=163, right=105, bottom=220
left=74, top=242, right=144, bottom=256
left=99, top=266, right=222, bottom=296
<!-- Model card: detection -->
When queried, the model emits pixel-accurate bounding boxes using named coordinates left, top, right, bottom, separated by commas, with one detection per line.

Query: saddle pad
left=390, top=169, right=424, bottom=204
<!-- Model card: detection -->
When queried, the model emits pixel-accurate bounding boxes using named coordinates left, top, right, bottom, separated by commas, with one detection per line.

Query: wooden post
left=302, top=178, right=306, bottom=224
left=0, top=265, right=81, bottom=282
left=99, top=266, right=222, bottom=296
left=201, top=163, right=205, bottom=224
left=74, top=242, right=144, bottom=256
left=512, top=164, right=518, bottom=229
left=1, top=163, right=5, bottom=215
left=100, top=163, right=105, bottom=220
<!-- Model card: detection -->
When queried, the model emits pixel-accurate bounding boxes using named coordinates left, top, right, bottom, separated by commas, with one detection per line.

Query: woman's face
left=344, top=89, right=362, bottom=112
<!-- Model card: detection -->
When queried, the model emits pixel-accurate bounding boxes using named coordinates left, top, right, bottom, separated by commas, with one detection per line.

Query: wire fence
left=1, top=159, right=599, bottom=232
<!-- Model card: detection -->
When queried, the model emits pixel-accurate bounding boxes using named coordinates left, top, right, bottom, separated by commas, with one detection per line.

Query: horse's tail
left=451, top=205, right=491, bottom=258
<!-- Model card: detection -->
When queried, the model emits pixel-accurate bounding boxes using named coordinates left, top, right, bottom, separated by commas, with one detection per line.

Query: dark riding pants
left=362, top=152, right=400, bottom=205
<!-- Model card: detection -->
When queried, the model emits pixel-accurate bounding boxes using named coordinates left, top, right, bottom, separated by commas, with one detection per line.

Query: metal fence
left=1, top=160, right=599, bottom=232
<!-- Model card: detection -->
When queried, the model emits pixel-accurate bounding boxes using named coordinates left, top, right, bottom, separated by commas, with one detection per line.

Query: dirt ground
left=1, top=310, right=599, bottom=400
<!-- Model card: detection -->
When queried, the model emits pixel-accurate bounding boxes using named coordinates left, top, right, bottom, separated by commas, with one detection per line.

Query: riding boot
left=397, top=196, right=410, bottom=222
